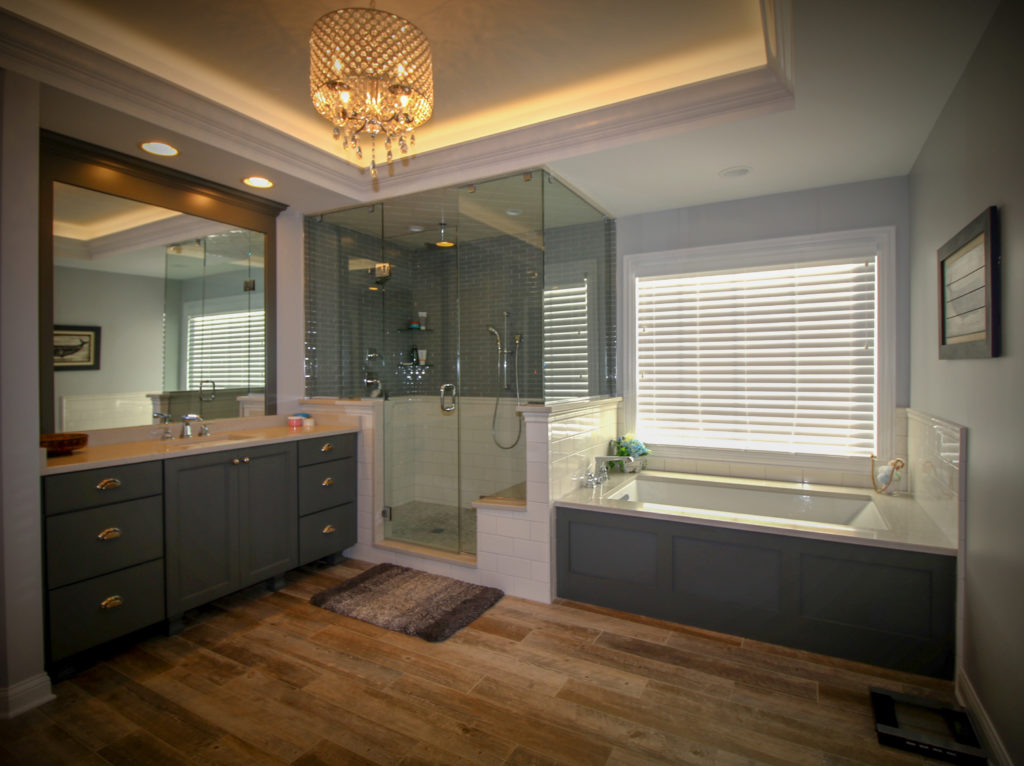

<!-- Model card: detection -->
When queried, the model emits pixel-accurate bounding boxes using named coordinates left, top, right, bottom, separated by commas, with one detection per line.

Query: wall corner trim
left=0, top=673, right=55, bottom=719
left=956, top=668, right=1012, bottom=766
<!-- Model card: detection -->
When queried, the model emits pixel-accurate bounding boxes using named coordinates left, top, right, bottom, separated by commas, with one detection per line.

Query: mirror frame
left=39, top=131, right=287, bottom=433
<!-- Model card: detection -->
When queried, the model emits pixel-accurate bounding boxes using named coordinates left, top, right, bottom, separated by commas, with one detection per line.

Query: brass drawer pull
left=321, top=477, right=334, bottom=487
left=96, top=478, right=122, bottom=491
left=322, top=524, right=336, bottom=535
left=320, top=442, right=334, bottom=453
left=100, top=595, right=123, bottom=609
left=242, top=456, right=251, bottom=464
left=232, top=458, right=240, bottom=465
left=97, top=527, right=122, bottom=541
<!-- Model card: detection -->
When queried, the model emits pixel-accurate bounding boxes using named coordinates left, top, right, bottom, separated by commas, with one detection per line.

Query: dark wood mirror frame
left=39, top=131, right=288, bottom=433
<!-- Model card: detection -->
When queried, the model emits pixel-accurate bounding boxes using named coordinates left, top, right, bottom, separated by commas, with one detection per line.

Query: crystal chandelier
left=310, top=4, right=433, bottom=177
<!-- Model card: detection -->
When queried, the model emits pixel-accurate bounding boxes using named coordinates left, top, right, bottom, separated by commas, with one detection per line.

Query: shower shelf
left=396, top=328, right=433, bottom=333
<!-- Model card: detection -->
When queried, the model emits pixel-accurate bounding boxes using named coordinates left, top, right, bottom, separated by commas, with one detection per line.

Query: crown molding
left=2, top=5, right=794, bottom=205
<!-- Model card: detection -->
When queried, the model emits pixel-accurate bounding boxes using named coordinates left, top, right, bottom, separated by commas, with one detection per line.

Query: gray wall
left=908, top=1, right=1023, bottom=760
left=616, top=176, right=912, bottom=405
left=53, top=267, right=164, bottom=404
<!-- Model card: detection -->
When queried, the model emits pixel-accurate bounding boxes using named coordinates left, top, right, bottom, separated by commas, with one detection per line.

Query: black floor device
left=870, top=687, right=988, bottom=765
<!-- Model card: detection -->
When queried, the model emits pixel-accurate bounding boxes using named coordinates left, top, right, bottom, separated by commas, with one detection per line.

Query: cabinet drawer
left=44, top=461, right=162, bottom=515
left=299, top=504, right=356, bottom=565
left=298, top=458, right=356, bottom=516
left=48, top=559, right=165, bottom=661
left=298, top=433, right=356, bottom=466
left=46, top=496, right=163, bottom=589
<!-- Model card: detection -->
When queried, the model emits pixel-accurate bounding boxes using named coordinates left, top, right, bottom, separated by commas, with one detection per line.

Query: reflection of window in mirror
left=52, top=183, right=266, bottom=431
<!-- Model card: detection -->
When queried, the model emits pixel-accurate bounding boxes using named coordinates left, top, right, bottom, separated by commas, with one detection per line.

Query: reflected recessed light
left=140, top=141, right=178, bottom=157
left=408, top=225, right=425, bottom=233
left=719, top=165, right=751, bottom=178
left=505, top=208, right=522, bottom=216
left=243, top=176, right=274, bottom=189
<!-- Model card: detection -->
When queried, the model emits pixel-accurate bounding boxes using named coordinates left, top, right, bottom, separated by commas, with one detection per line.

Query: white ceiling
left=0, top=0, right=1001, bottom=218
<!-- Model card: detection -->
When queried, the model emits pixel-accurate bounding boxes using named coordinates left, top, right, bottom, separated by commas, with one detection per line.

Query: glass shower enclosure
left=305, top=170, right=614, bottom=556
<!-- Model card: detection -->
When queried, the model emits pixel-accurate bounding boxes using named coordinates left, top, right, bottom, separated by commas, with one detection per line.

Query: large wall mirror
left=39, top=132, right=286, bottom=434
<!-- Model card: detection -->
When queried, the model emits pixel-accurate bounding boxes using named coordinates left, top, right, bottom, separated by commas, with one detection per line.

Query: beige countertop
left=557, top=470, right=956, bottom=556
left=42, top=424, right=359, bottom=476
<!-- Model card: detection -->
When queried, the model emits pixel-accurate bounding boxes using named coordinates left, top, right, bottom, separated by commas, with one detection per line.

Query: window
left=186, top=309, right=265, bottom=389
left=623, top=228, right=894, bottom=467
left=543, top=280, right=589, bottom=400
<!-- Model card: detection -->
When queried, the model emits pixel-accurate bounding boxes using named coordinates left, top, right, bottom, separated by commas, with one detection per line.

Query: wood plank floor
left=1, top=559, right=958, bottom=765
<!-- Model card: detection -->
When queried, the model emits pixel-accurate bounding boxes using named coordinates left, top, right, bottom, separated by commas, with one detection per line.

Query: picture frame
left=53, top=325, right=101, bottom=370
left=937, top=206, right=1000, bottom=359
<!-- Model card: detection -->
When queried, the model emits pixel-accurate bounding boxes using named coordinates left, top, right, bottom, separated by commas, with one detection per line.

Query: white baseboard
left=0, top=673, right=55, bottom=719
left=957, top=669, right=1014, bottom=766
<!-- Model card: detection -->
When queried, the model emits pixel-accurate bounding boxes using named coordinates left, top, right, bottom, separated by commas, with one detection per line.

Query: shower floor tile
left=384, top=500, right=477, bottom=554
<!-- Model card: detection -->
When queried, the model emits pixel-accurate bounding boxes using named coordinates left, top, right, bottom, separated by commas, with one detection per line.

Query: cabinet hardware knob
left=96, top=478, right=122, bottom=490
left=242, top=456, right=251, bottom=464
left=320, top=442, right=334, bottom=453
left=322, top=524, right=336, bottom=535
left=100, top=595, right=123, bottom=609
left=232, top=458, right=240, bottom=465
left=321, top=477, right=334, bottom=487
left=97, top=527, right=122, bottom=541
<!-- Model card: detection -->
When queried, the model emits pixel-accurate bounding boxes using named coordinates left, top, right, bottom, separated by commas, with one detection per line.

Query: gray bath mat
left=310, top=563, right=504, bottom=641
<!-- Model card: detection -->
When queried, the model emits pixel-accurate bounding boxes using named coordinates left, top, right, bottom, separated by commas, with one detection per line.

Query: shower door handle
left=440, top=383, right=456, bottom=412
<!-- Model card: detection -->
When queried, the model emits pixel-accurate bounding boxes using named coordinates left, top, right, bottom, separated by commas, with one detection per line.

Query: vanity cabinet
left=42, top=461, right=165, bottom=661
left=297, top=433, right=357, bottom=565
left=164, top=442, right=298, bottom=621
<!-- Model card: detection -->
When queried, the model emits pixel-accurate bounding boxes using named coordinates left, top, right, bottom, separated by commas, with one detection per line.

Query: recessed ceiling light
left=719, top=165, right=751, bottom=178
left=243, top=176, right=274, bottom=189
left=505, top=208, right=522, bottom=216
left=140, top=141, right=178, bottom=157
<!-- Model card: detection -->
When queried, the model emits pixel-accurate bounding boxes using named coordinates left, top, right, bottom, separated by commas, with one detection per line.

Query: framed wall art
left=53, top=325, right=101, bottom=370
left=938, top=206, right=1000, bottom=359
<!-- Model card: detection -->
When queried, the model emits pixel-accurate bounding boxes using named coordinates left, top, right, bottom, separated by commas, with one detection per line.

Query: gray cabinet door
left=164, top=451, right=239, bottom=616
left=239, top=442, right=298, bottom=585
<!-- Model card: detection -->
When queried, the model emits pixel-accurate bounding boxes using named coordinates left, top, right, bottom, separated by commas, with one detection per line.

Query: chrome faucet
left=582, top=455, right=636, bottom=487
left=181, top=413, right=203, bottom=438
left=153, top=411, right=174, bottom=440
left=363, top=377, right=382, bottom=397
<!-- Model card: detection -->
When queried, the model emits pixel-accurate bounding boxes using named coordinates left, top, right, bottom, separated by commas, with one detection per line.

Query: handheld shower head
left=487, top=325, right=502, bottom=352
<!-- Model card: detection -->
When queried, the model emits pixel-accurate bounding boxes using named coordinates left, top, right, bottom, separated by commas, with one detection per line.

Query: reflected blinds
left=635, top=259, right=876, bottom=457
left=186, top=310, right=265, bottom=389
left=543, top=282, right=589, bottom=400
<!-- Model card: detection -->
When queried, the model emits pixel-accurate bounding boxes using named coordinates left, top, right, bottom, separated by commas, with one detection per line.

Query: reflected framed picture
left=938, top=206, right=1000, bottom=359
left=54, top=325, right=101, bottom=370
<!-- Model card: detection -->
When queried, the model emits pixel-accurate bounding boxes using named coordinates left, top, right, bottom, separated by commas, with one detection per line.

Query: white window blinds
left=635, top=258, right=877, bottom=457
left=543, top=282, right=589, bottom=400
left=186, top=310, right=265, bottom=389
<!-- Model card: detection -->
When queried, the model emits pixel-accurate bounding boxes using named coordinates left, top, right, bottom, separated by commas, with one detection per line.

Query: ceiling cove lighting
left=140, top=141, right=178, bottom=156
left=310, top=3, right=433, bottom=178
left=242, top=176, right=274, bottom=189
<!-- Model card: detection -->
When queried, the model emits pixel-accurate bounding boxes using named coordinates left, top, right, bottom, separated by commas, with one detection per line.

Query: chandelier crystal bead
left=310, top=6, right=433, bottom=178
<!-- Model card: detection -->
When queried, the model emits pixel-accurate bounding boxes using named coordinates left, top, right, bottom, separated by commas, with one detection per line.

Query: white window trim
left=620, top=227, right=896, bottom=473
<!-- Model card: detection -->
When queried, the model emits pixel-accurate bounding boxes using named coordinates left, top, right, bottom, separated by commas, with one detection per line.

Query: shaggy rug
left=310, top=563, right=504, bottom=642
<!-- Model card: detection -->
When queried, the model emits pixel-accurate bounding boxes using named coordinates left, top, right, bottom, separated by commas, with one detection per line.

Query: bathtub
left=606, top=472, right=888, bottom=533
left=555, top=470, right=956, bottom=677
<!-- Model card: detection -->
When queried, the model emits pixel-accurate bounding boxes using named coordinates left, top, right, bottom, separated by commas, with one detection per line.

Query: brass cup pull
left=97, top=527, right=122, bottom=541
left=322, top=524, right=336, bottom=535
left=321, top=477, right=334, bottom=487
left=100, top=595, right=123, bottom=609
left=320, top=442, right=334, bottom=453
left=96, top=478, right=122, bottom=491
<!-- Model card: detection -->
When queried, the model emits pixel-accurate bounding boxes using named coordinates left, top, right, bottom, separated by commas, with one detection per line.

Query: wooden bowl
left=40, top=432, right=89, bottom=456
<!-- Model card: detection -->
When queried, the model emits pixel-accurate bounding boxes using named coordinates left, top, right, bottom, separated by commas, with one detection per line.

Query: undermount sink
left=164, top=433, right=259, bottom=450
